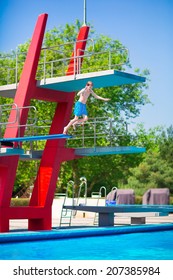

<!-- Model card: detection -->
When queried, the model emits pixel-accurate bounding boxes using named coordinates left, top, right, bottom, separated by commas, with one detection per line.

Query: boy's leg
left=73, top=115, right=88, bottom=128
left=63, top=116, right=79, bottom=134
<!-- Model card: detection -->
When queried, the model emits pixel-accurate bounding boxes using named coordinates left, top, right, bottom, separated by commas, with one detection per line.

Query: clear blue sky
left=0, top=0, right=172, bottom=131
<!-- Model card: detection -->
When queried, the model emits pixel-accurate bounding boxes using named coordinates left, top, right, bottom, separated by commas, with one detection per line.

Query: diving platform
left=18, top=146, right=145, bottom=160
left=38, top=69, right=146, bottom=92
left=75, top=146, right=146, bottom=156
left=0, top=70, right=145, bottom=98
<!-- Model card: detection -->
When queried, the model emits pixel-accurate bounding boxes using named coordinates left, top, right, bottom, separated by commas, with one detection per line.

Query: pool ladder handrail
left=93, top=186, right=107, bottom=225
left=73, top=177, right=88, bottom=217
left=59, top=180, right=75, bottom=227
left=93, top=186, right=118, bottom=225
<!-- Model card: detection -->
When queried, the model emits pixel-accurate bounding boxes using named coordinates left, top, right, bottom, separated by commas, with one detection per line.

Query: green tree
left=121, top=125, right=173, bottom=196
left=159, top=125, right=173, bottom=167
left=125, top=150, right=173, bottom=195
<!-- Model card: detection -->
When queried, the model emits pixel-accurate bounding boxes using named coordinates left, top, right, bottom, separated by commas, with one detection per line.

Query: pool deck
left=8, top=198, right=173, bottom=232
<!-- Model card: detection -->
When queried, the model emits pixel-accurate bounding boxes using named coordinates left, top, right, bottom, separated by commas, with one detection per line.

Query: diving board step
left=0, top=147, right=24, bottom=156
left=0, top=133, right=72, bottom=143
left=75, top=146, right=146, bottom=156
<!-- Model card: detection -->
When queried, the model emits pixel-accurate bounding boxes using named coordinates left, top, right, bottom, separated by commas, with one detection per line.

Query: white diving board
left=0, top=70, right=146, bottom=98
left=0, top=134, right=72, bottom=143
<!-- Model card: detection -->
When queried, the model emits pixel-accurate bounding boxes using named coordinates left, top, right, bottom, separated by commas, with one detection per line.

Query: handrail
left=0, top=105, right=128, bottom=150
left=76, top=176, right=87, bottom=206
left=67, top=117, right=128, bottom=148
left=0, top=104, right=37, bottom=140
left=19, top=116, right=128, bottom=150
left=0, top=103, right=18, bottom=125
left=0, top=40, right=129, bottom=85
left=98, top=186, right=107, bottom=206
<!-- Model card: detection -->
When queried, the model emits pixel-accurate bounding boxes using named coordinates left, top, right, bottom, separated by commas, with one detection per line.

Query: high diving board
left=0, top=134, right=72, bottom=143
left=0, top=70, right=145, bottom=98
left=75, top=146, right=146, bottom=156
left=38, top=70, right=146, bottom=92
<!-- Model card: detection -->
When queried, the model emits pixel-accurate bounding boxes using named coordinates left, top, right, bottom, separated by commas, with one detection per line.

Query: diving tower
left=0, top=13, right=146, bottom=232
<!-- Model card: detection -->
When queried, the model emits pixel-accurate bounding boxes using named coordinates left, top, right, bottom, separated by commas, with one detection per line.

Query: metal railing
left=20, top=116, right=128, bottom=150
left=0, top=102, right=128, bottom=151
left=37, top=47, right=129, bottom=81
left=0, top=38, right=129, bottom=86
left=67, top=117, right=128, bottom=148
left=0, top=103, right=37, bottom=140
left=0, top=50, right=27, bottom=86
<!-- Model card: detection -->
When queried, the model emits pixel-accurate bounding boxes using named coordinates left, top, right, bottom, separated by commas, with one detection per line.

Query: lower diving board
left=75, top=146, right=146, bottom=156
left=63, top=205, right=173, bottom=227
left=0, top=133, right=72, bottom=143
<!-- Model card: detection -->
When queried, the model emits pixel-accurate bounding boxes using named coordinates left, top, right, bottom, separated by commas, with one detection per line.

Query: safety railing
left=0, top=103, right=37, bottom=140
left=0, top=38, right=129, bottom=86
left=0, top=50, right=27, bottom=86
left=0, top=38, right=94, bottom=86
left=67, top=117, right=128, bottom=148
left=21, top=116, right=128, bottom=152
left=37, top=47, right=129, bottom=81
left=0, top=103, right=128, bottom=151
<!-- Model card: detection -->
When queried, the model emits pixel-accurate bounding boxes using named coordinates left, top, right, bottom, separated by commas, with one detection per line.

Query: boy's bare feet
left=63, top=127, right=67, bottom=134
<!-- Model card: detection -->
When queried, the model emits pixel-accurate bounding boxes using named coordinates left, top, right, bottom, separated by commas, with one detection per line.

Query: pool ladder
left=73, top=177, right=87, bottom=217
left=59, top=180, right=75, bottom=227
left=93, top=186, right=107, bottom=225
left=93, top=186, right=117, bottom=225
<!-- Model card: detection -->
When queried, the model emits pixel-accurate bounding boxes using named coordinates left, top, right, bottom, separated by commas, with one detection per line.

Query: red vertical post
left=0, top=13, right=48, bottom=232
left=29, top=25, right=90, bottom=230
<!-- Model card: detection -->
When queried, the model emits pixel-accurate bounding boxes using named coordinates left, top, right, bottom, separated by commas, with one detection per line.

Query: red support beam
left=29, top=25, right=90, bottom=230
left=0, top=13, right=48, bottom=232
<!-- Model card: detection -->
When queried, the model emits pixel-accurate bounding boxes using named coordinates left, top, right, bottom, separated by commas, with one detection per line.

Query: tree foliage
left=122, top=126, right=173, bottom=195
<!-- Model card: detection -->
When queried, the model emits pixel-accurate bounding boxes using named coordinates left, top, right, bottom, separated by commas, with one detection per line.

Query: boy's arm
left=91, top=90, right=110, bottom=101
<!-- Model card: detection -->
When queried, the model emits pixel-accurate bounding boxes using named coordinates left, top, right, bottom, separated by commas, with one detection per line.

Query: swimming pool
left=0, top=224, right=173, bottom=260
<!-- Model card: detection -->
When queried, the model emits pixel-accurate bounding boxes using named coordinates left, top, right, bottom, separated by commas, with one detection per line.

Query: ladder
left=93, top=186, right=107, bottom=225
left=59, top=180, right=75, bottom=227
left=73, top=177, right=87, bottom=217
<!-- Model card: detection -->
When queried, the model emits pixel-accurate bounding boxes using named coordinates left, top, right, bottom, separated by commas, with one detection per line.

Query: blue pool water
left=0, top=225, right=173, bottom=260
